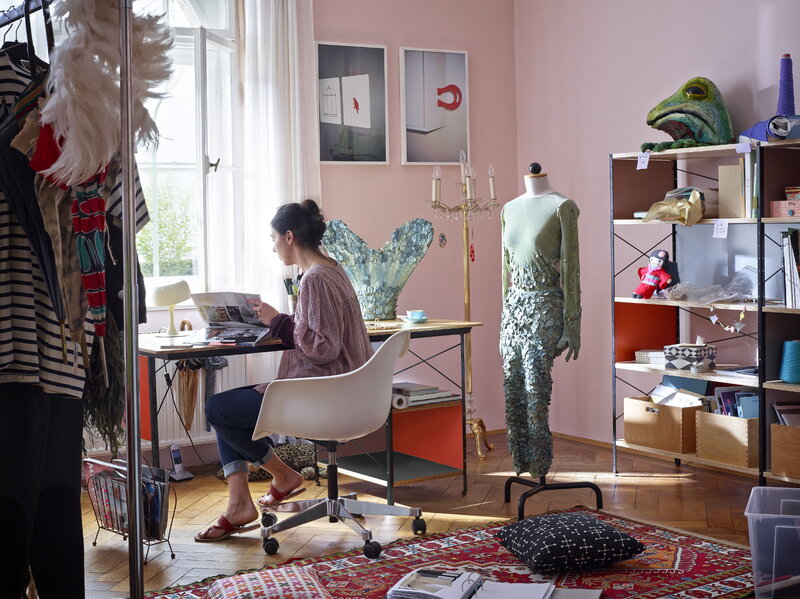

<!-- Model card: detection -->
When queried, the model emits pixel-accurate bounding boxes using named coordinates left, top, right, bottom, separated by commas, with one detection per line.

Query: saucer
left=400, top=316, right=428, bottom=324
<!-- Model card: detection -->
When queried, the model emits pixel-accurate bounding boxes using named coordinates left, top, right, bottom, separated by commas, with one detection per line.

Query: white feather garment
left=39, top=0, right=172, bottom=185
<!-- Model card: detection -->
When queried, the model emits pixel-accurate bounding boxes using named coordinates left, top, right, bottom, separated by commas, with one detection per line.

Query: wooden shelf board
left=614, top=217, right=800, bottom=225
left=763, top=305, right=800, bottom=314
left=764, top=380, right=800, bottom=393
left=614, top=218, right=758, bottom=225
left=337, top=451, right=461, bottom=487
left=392, top=399, right=461, bottom=413
left=615, top=362, right=758, bottom=385
left=612, top=143, right=747, bottom=161
left=614, top=297, right=758, bottom=312
left=765, top=471, right=800, bottom=485
left=616, top=440, right=759, bottom=477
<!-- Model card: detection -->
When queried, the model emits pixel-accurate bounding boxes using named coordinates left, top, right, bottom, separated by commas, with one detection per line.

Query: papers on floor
left=386, top=569, right=599, bottom=599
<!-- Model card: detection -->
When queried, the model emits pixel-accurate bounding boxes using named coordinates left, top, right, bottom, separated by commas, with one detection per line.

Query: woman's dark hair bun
left=271, top=199, right=327, bottom=247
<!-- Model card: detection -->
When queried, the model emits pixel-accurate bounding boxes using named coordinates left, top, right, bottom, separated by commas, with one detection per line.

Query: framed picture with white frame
left=400, top=47, right=469, bottom=165
left=317, top=42, right=388, bottom=164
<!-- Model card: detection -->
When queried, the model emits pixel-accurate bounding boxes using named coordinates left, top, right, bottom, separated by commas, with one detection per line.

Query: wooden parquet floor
left=81, top=433, right=758, bottom=597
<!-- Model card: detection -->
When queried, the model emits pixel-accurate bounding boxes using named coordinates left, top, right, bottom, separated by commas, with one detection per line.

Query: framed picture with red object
left=400, top=47, right=469, bottom=165
left=317, top=42, right=388, bottom=164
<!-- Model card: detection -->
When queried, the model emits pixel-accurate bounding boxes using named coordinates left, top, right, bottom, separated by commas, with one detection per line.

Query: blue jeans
left=205, top=385, right=275, bottom=478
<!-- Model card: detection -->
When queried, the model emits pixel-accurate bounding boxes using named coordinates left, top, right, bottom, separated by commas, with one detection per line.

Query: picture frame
left=400, top=47, right=469, bottom=165
left=317, top=42, right=388, bottom=164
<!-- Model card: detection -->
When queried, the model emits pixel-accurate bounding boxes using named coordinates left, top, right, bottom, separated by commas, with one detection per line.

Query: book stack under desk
left=391, top=381, right=461, bottom=409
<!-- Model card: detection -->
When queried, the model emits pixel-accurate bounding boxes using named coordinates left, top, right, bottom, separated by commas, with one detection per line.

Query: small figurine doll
left=633, top=249, right=672, bottom=299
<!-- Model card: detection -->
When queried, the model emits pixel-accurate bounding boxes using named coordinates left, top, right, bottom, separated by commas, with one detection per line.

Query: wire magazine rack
left=84, top=459, right=177, bottom=562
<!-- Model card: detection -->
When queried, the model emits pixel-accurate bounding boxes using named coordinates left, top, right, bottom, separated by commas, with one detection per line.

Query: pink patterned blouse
left=253, top=262, right=372, bottom=394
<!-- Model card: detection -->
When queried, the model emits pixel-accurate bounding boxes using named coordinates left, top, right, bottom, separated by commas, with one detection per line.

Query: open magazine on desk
left=190, top=292, right=271, bottom=345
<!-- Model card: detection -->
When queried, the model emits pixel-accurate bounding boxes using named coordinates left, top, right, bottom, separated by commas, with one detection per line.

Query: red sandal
left=194, top=515, right=259, bottom=542
left=257, top=483, right=305, bottom=508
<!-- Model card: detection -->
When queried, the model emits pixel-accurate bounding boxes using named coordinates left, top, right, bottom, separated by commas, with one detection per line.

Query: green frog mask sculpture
left=641, top=77, right=734, bottom=152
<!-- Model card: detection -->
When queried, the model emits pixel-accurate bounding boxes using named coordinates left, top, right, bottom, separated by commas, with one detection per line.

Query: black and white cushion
left=495, top=513, right=645, bottom=573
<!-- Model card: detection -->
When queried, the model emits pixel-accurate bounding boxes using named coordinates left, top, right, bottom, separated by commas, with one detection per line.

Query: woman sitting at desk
left=196, top=199, right=372, bottom=542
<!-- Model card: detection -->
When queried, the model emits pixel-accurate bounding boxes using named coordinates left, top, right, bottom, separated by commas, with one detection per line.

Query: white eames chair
left=252, top=331, right=426, bottom=558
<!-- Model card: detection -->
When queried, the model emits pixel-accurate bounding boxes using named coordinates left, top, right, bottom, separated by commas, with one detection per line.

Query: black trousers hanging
left=0, top=383, right=85, bottom=599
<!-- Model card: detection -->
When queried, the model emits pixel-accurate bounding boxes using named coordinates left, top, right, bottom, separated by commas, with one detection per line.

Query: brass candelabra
left=429, top=153, right=497, bottom=460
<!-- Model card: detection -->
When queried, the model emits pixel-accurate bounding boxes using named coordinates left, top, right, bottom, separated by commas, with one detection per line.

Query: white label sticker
left=735, top=142, right=751, bottom=154
left=637, top=152, right=650, bottom=170
left=713, top=220, right=729, bottom=238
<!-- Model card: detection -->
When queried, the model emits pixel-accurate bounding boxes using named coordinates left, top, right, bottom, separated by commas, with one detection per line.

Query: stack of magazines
left=392, top=382, right=459, bottom=406
left=386, top=569, right=558, bottom=599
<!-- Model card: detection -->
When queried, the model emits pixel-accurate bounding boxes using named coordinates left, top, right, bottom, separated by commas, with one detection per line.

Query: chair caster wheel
left=412, top=517, right=427, bottom=535
left=263, top=537, right=280, bottom=555
left=363, top=540, right=381, bottom=559
left=261, top=512, right=278, bottom=527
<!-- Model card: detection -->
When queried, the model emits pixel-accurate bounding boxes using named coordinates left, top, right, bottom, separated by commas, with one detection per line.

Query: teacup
left=406, top=310, right=426, bottom=320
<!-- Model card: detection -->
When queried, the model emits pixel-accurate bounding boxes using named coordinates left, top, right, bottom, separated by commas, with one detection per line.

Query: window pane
left=136, top=40, right=201, bottom=305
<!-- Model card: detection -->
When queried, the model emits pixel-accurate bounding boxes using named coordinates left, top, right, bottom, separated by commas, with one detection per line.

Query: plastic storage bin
left=744, top=487, right=800, bottom=598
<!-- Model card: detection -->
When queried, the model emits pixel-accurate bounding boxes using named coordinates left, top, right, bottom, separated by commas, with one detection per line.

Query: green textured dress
left=500, top=192, right=581, bottom=477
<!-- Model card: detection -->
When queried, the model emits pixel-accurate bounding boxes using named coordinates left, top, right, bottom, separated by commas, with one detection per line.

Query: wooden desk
left=139, top=318, right=481, bottom=503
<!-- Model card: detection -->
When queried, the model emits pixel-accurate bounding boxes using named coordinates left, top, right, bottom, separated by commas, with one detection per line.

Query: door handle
left=208, top=157, right=220, bottom=172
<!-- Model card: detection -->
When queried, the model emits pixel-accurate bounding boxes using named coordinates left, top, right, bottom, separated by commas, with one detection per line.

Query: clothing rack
left=0, top=0, right=54, bottom=52
left=2, top=1, right=144, bottom=596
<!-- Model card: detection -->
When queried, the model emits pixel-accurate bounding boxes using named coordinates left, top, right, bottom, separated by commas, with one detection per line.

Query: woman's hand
left=254, top=302, right=279, bottom=325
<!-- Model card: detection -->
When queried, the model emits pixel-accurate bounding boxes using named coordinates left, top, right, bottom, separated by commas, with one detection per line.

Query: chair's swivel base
left=260, top=493, right=426, bottom=558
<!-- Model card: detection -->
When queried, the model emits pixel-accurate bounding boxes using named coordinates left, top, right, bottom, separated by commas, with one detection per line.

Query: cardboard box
left=770, top=423, right=800, bottom=478
left=624, top=396, right=703, bottom=453
left=664, top=343, right=716, bottom=370
left=695, top=411, right=758, bottom=468
left=768, top=200, right=799, bottom=217
left=718, top=164, right=743, bottom=218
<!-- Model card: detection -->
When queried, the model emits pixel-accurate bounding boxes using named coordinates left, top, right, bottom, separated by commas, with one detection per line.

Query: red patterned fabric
left=145, top=508, right=754, bottom=599
left=206, top=566, right=332, bottom=599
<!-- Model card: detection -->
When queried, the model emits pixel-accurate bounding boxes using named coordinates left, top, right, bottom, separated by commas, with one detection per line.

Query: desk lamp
left=153, top=280, right=191, bottom=336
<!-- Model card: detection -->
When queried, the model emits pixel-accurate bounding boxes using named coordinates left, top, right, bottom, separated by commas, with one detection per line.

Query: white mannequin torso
left=524, top=173, right=554, bottom=197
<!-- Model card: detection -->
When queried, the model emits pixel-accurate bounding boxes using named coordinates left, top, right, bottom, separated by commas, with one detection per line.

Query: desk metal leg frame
left=504, top=476, right=603, bottom=520
left=383, top=335, right=469, bottom=505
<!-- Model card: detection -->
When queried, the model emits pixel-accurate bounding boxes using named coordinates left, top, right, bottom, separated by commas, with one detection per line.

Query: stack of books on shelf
left=774, top=401, right=800, bottom=426
left=782, top=228, right=800, bottom=308
left=392, top=382, right=459, bottom=406
left=702, top=386, right=760, bottom=418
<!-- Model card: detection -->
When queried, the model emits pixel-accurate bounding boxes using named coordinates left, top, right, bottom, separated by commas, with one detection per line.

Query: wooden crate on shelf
left=623, top=396, right=702, bottom=453
left=695, top=412, right=759, bottom=468
left=770, top=423, right=800, bottom=478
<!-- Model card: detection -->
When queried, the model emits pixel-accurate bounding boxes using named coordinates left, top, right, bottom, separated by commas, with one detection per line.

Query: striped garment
left=0, top=54, right=148, bottom=398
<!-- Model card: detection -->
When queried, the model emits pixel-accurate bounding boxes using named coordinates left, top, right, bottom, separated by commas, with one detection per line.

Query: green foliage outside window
left=136, top=178, right=196, bottom=276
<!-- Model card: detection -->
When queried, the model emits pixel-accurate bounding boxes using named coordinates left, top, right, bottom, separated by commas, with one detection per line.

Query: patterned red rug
left=146, top=508, right=754, bottom=599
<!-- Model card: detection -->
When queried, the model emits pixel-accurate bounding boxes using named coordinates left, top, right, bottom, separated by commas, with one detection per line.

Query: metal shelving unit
left=610, top=140, right=800, bottom=484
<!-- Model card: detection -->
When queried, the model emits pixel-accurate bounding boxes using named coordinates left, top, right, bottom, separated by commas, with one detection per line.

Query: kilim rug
left=145, top=507, right=754, bottom=599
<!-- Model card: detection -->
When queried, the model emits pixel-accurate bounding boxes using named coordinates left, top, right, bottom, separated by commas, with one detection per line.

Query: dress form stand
left=501, top=162, right=603, bottom=519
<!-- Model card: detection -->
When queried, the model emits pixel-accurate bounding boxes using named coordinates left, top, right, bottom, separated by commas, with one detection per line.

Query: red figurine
left=633, top=249, right=672, bottom=299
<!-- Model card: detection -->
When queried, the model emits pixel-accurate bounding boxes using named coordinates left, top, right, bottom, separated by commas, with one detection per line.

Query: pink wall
left=314, top=0, right=800, bottom=442
left=514, top=0, right=800, bottom=442
left=313, top=1, right=518, bottom=432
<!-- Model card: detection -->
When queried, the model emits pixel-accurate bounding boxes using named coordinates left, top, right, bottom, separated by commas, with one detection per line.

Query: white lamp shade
left=153, top=281, right=191, bottom=337
left=152, top=280, right=191, bottom=307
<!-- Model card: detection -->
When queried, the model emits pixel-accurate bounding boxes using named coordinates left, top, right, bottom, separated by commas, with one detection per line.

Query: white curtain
left=236, top=0, right=320, bottom=383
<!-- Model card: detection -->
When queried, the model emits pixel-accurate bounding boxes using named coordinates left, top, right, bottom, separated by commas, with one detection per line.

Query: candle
left=432, top=165, right=441, bottom=204
left=465, top=164, right=473, bottom=200
left=488, top=164, right=496, bottom=199
left=459, top=149, right=467, bottom=184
